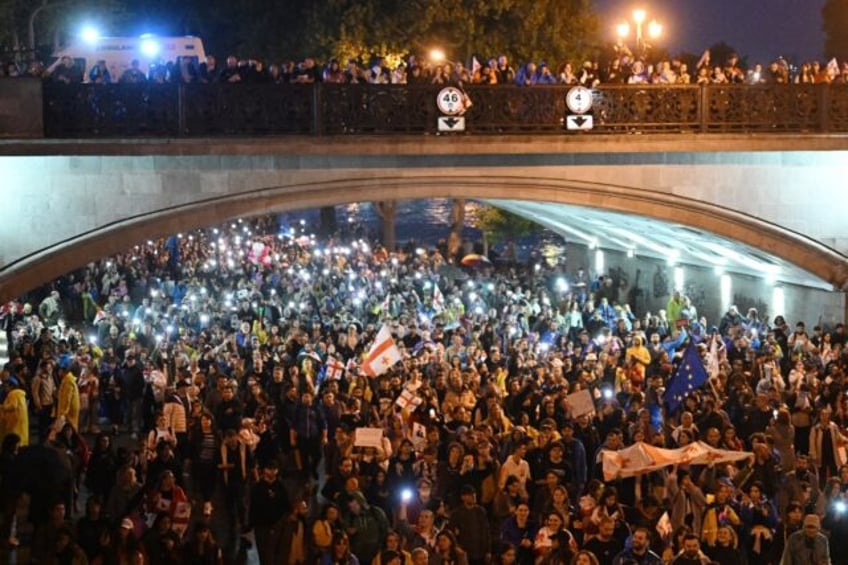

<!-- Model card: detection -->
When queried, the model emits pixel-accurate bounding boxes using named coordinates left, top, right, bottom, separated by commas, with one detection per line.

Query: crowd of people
left=0, top=212, right=846, bottom=565
left=3, top=45, right=848, bottom=86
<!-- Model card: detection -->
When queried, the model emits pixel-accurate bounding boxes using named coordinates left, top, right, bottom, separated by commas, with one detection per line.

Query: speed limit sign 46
left=437, top=87, right=466, bottom=115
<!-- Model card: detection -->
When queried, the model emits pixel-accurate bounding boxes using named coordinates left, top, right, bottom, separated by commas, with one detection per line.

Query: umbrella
left=460, top=253, right=492, bottom=268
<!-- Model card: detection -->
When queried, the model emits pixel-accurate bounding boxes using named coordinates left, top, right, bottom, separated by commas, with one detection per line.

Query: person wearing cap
left=780, top=514, right=830, bottom=565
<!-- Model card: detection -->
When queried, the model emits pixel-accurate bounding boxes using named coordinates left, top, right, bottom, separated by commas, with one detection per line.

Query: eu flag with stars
left=665, top=342, right=708, bottom=414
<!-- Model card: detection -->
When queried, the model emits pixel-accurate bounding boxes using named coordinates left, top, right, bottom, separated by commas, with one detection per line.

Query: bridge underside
left=0, top=173, right=845, bottom=301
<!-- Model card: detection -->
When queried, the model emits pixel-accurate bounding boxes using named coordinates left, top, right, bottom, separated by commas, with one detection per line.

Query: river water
left=277, top=198, right=565, bottom=261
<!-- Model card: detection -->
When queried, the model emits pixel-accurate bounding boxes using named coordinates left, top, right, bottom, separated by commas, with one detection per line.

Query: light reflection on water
left=278, top=199, right=564, bottom=260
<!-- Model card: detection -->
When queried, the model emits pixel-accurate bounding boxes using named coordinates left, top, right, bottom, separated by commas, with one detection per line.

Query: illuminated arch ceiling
left=484, top=199, right=833, bottom=291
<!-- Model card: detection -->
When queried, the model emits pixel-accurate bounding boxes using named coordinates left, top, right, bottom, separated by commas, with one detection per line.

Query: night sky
left=593, top=0, right=826, bottom=65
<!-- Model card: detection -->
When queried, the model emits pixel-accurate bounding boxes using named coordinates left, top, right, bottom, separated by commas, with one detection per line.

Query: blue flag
left=665, top=342, right=708, bottom=414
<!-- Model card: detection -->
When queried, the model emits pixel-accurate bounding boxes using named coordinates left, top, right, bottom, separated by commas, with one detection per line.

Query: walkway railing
left=25, top=81, right=848, bottom=137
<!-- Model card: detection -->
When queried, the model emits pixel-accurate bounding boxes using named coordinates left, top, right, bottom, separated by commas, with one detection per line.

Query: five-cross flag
left=362, top=324, right=402, bottom=377
left=665, top=341, right=708, bottom=414
left=324, top=356, right=345, bottom=380
left=395, top=388, right=423, bottom=411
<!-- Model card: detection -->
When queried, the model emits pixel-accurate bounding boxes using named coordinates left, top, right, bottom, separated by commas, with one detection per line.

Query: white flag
left=707, top=336, right=719, bottom=378
left=362, top=324, right=402, bottom=377
left=432, top=284, right=445, bottom=313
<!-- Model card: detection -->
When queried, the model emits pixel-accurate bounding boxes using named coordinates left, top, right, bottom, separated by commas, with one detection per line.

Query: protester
left=0, top=211, right=844, bottom=565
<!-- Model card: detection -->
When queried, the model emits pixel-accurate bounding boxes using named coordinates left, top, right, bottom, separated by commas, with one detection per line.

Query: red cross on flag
left=93, top=307, right=109, bottom=325
left=395, top=388, right=423, bottom=411
left=362, top=324, right=402, bottom=377
left=324, top=356, right=345, bottom=380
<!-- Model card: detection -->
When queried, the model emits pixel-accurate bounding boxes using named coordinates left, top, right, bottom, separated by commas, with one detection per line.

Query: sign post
left=565, top=85, right=594, bottom=132
left=436, top=86, right=468, bottom=132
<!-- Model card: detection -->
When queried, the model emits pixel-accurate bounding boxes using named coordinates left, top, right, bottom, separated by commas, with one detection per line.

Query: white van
left=50, top=35, right=206, bottom=82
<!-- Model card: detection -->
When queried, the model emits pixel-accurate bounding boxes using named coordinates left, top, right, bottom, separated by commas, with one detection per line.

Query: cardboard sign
left=566, top=389, right=596, bottom=418
left=354, top=427, right=384, bottom=449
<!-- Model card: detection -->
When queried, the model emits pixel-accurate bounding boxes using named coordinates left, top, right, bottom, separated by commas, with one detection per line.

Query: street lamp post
left=617, top=8, right=662, bottom=58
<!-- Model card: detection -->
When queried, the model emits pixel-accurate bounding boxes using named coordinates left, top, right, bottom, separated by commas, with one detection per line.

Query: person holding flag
left=665, top=340, right=709, bottom=415
left=432, top=283, right=446, bottom=313
left=361, top=324, right=403, bottom=378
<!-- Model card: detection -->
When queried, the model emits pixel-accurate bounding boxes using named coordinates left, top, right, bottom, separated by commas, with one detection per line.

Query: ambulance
left=50, top=35, right=206, bottom=82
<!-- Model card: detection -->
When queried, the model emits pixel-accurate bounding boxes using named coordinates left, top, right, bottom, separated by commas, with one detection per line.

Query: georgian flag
left=362, top=324, right=402, bottom=377
left=395, top=388, right=423, bottom=410
left=325, top=356, right=345, bottom=380
left=93, top=307, right=109, bottom=325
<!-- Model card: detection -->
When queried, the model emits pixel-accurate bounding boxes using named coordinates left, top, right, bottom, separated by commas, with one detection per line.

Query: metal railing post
left=818, top=84, right=830, bottom=133
left=312, top=83, right=324, bottom=135
left=177, top=84, right=186, bottom=136
left=699, top=84, right=709, bottom=132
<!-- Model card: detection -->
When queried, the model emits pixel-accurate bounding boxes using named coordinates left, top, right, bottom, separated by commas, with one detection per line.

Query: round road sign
left=436, top=87, right=466, bottom=116
left=565, top=86, right=593, bottom=114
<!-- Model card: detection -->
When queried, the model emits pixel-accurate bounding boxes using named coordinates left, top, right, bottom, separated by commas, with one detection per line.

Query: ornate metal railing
left=35, top=82, right=848, bottom=137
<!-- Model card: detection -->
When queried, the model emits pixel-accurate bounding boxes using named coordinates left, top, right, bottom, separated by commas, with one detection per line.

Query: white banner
left=602, top=441, right=752, bottom=481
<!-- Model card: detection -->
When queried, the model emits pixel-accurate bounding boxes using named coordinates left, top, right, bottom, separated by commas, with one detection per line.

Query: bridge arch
left=2, top=174, right=846, bottom=301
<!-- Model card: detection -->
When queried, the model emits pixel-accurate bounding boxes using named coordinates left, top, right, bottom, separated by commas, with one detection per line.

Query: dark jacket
left=449, top=504, right=490, bottom=559
left=249, top=477, right=290, bottom=529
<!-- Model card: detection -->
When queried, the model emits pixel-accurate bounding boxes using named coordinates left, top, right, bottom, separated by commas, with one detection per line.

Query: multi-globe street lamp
left=617, top=8, right=662, bottom=56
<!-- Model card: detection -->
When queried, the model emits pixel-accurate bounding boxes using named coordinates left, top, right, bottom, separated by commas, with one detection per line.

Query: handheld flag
left=93, top=307, right=109, bottom=325
left=432, top=283, right=445, bottom=313
left=707, top=336, right=719, bottom=378
left=395, top=388, right=423, bottom=411
left=665, top=341, right=708, bottom=413
left=362, top=324, right=402, bottom=377
left=324, top=356, right=345, bottom=381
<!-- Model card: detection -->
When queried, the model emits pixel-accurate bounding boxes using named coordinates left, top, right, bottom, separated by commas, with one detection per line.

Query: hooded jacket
left=343, top=492, right=388, bottom=564
left=57, top=372, right=80, bottom=431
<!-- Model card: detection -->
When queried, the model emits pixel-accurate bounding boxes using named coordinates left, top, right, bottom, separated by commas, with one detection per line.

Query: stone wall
left=0, top=79, right=43, bottom=138
left=562, top=243, right=846, bottom=329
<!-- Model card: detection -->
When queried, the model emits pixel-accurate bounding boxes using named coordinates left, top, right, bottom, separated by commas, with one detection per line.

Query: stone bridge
left=1, top=133, right=847, bottom=309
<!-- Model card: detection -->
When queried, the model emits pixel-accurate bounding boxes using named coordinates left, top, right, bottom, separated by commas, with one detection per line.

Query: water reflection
left=281, top=199, right=564, bottom=262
